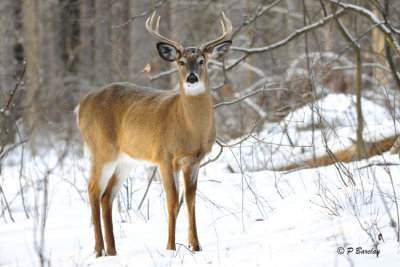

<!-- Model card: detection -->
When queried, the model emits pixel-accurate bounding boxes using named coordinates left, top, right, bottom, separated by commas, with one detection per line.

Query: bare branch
left=0, top=184, right=14, bottom=222
left=5, top=60, right=26, bottom=110
left=200, top=141, right=224, bottom=168
left=138, top=167, right=158, bottom=211
left=231, top=0, right=282, bottom=39
left=149, top=68, right=178, bottom=81
left=214, top=86, right=288, bottom=109
left=111, top=0, right=168, bottom=29
left=330, top=0, right=400, bottom=56
left=230, top=9, right=345, bottom=54
left=214, top=87, right=264, bottom=108
left=217, top=119, right=261, bottom=149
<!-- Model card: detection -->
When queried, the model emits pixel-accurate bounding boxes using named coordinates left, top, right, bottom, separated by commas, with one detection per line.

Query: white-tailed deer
left=76, top=12, right=232, bottom=257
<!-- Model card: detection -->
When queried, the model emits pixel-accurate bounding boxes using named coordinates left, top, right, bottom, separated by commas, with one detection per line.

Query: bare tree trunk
left=60, top=0, right=80, bottom=74
left=94, top=0, right=112, bottom=84
left=79, top=0, right=95, bottom=82
left=333, top=10, right=365, bottom=160
left=324, top=7, right=346, bottom=93
left=372, top=7, right=388, bottom=87
left=22, top=0, right=40, bottom=151
left=354, top=43, right=364, bottom=160
left=302, top=0, right=318, bottom=166
left=383, top=0, right=400, bottom=91
left=110, top=0, right=131, bottom=81
left=41, top=0, right=62, bottom=85
left=0, top=1, right=18, bottom=92
left=168, top=1, right=178, bottom=89
left=246, top=0, right=253, bottom=88
left=0, top=0, right=24, bottom=148
left=121, top=0, right=131, bottom=80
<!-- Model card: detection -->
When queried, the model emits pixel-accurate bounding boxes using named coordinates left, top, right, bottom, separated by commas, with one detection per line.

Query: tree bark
left=22, top=0, right=40, bottom=151
left=94, top=0, right=112, bottom=84
left=333, top=10, right=365, bottom=160
left=372, top=7, right=388, bottom=86
left=79, top=0, right=95, bottom=82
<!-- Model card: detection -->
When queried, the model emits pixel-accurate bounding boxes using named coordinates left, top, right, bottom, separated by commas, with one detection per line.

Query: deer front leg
left=183, top=164, right=201, bottom=251
left=160, top=162, right=179, bottom=250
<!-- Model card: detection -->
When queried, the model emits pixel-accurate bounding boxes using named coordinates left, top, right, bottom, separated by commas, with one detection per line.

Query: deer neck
left=179, top=79, right=214, bottom=131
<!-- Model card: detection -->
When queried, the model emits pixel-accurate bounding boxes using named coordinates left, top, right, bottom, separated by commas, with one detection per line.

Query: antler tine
left=156, top=16, right=160, bottom=32
left=145, top=11, right=155, bottom=29
left=221, top=11, right=232, bottom=35
left=200, top=11, right=232, bottom=51
left=146, top=12, right=183, bottom=53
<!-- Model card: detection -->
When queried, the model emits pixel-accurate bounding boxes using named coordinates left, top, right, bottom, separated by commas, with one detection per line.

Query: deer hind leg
left=183, top=164, right=201, bottom=251
left=101, top=158, right=133, bottom=256
left=159, top=162, right=179, bottom=250
left=101, top=174, right=117, bottom=256
left=88, top=166, right=106, bottom=257
left=89, top=158, right=118, bottom=257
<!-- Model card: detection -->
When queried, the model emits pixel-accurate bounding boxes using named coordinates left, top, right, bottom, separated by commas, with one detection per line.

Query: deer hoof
left=189, top=244, right=202, bottom=252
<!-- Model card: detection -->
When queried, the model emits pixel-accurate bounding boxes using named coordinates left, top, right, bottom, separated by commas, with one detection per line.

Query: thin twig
left=138, top=167, right=158, bottom=211
left=200, top=142, right=224, bottom=168
left=356, top=162, right=400, bottom=170
left=214, top=87, right=265, bottom=108
left=149, top=68, right=178, bottom=81
left=231, top=0, right=282, bottom=40
left=5, top=60, right=26, bottom=110
left=175, top=243, right=195, bottom=255
left=0, top=184, right=14, bottom=222
left=217, top=119, right=260, bottom=149
left=384, top=166, right=400, bottom=242
left=111, top=0, right=168, bottom=29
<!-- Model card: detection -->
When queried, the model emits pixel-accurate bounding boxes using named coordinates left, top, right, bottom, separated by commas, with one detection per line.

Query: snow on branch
left=330, top=0, right=400, bottom=57
left=230, top=9, right=345, bottom=54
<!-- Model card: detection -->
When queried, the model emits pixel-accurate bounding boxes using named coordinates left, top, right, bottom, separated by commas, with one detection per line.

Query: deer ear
left=204, top=40, right=232, bottom=60
left=156, top=42, right=179, bottom=62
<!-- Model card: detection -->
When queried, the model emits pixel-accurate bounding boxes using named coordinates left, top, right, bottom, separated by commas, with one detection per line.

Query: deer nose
left=187, top=73, right=198, bottom=84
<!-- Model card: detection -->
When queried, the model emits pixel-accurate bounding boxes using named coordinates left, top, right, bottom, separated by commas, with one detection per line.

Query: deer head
left=146, top=12, right=232, bottom=95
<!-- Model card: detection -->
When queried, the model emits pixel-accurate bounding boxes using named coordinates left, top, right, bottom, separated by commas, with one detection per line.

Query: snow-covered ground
left=1, top=93, right=400, bottom=266
left=215, top=93, right=399, bottom=172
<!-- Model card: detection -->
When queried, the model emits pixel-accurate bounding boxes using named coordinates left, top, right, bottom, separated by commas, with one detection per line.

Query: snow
left=213, top=93, right=398, bottom=171
left=1, top=93, right=400, bottom=266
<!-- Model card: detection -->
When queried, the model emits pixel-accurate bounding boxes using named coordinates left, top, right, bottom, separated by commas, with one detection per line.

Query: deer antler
left=200, top=11, right=232, bottom=51
left=146, top=12, right=184, bottom=53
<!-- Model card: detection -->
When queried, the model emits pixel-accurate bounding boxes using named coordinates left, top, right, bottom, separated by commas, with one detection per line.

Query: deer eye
left=199, top=59, right=204, bottom=65
left=179, top=60, right=185, bottom=66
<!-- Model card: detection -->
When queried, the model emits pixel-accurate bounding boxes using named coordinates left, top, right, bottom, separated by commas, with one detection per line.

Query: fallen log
left=279, top=135, right=398, bottom=171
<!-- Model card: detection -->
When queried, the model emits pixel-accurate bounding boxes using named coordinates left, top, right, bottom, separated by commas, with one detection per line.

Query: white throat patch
left=183, top=81, right=206, bottom=96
